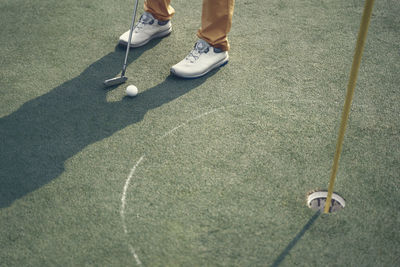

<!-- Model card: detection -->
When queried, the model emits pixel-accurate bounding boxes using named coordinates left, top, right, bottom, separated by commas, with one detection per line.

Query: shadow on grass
left=271, top=211, right=321, bottom=267
left=0, top=40, right=220, bottom=208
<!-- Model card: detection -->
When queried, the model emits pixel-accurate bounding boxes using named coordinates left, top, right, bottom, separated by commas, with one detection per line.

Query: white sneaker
left=170, top=39, right=229, bottom=78
left=119, top=12, right=172, bottom=47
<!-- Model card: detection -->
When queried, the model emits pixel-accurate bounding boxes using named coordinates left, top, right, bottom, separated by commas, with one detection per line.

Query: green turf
left=1, top=0, right=399, bottom=266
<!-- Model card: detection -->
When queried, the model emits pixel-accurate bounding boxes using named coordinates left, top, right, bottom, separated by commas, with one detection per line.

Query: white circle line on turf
left=129, top=244, right=142, bottom=266
left=120, top=106, right=229, bottom=264
left=156, top=106, right=225, bottom=141
left=121, top=155, right=145, bottom=265
left=120, top=99, right=329, bottom=263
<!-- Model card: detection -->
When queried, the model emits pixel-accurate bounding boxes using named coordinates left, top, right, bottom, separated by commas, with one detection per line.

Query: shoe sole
left=170, top=55, right=229, bottom=79
left=118, top=27, right=172, bottom=48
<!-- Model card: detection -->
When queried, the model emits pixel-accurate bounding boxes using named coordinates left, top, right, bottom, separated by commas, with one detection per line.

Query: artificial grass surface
left=1, top=0, right=399, bottom=266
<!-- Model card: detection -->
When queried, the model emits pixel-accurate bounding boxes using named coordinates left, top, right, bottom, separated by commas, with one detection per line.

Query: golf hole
left=307, top=190, right=346, bottom=213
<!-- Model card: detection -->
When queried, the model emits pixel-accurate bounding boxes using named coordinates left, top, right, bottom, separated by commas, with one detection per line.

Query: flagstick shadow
left=271, top=211, right=321, bottom=267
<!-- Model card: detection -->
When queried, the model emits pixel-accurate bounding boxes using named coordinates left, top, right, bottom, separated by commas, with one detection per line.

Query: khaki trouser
left=144, top=0, right=234, bottom=51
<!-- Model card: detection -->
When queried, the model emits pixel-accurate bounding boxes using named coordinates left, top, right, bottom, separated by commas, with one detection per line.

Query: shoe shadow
left=0, top=40, right=219, bottom=208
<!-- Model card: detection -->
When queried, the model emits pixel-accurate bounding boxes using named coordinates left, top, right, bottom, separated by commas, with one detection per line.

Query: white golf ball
left=126, top=85, right=138, bottom=97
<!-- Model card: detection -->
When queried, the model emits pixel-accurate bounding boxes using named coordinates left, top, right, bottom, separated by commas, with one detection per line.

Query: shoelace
left=186, top=42, right=210, bottom=63
left=134, top=14, right=154, bottom=32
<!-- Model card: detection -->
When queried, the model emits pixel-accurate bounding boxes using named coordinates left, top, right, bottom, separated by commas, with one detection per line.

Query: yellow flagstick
left=324, top=0, right=375, bottom=214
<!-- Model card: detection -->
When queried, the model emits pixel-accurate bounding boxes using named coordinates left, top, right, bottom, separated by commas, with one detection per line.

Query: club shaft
left=121, top=0, right=140, bottom=77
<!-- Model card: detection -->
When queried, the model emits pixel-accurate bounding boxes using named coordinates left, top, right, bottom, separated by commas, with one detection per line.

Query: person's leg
left=197, top=0, right=235, bottom=51
left=144, top=0, right=175, bottom=21
left=170, top=0, right=235, bottom=78
left=119, top=0, right=174, bottom=47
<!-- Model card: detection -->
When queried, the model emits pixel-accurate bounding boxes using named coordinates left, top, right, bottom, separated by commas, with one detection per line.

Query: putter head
left=103, top=76, right=128, bottom=87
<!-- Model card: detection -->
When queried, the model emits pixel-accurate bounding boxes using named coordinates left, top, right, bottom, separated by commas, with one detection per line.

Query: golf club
left=104, top=0, right=139, bottom=87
